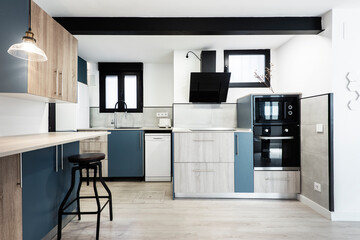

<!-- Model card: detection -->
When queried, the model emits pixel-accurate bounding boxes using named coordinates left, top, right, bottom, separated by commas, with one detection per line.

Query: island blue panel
left=22, top=142, right=79, bottom=240
left=234, top=132, right=254, bottom=192
left=108, top=130, right=144, bottom=177
left=77, top=57, right=87, bottom=84
left=0, top=0, right=28, bottom=93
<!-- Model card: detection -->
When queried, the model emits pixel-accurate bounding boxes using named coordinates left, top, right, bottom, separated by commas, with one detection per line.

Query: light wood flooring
left=54, top=181, right=360, bottom=240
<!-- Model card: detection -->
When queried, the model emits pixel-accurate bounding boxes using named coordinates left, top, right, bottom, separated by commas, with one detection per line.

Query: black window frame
left=224, top=49, right=271, bottom=88
left=99, top=63, right=143, bottom=113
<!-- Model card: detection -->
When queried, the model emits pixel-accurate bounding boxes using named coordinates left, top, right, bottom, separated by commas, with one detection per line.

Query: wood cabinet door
left=174, top=132, right=234, bottom=163
left=67, top=35, right=78, bottom=103
left=174, top=162, right=234, bottom=193
left=0, top=154, right=22, bottom=240
left=254, top=171, right=300, bottom=193
left=28, top=1, right=52, bottom=98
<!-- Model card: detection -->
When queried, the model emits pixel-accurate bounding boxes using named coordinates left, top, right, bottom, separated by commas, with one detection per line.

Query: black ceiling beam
left=54, top=17, right=323, bottom=35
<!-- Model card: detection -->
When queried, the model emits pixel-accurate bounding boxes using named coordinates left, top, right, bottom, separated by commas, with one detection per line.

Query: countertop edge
left=0, top=132, right=110, bottom=158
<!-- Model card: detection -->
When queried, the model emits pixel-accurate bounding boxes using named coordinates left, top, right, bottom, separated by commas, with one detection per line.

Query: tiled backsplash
left=90, top=107, right=173, bottom=128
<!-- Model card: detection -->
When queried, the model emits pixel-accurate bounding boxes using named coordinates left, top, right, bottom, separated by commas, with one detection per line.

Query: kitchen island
left=0, top=131, right=109, bottom=240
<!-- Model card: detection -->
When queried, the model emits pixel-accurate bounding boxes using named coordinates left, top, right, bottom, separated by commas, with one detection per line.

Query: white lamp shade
left=8, top=38, right=48, bottom=62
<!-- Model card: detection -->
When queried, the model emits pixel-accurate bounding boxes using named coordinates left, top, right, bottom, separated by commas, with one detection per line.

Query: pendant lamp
left=7, top=0, right=48, bottom=62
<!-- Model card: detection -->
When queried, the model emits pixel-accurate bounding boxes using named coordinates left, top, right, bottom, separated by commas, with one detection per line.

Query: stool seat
left=68, top=153, right=105, bottom=164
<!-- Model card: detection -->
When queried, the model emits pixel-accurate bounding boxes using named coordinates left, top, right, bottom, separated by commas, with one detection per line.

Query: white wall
left=330, top=9, right=360, bottom=221
left=272, top=27, right=332, bottom=97
left=173, top=49, right=273, bottom=103
left=0, top=96, right=48, bottom=136
left=88, top=62, right=174, bottom=107
left=144, top=63, right=173, bottom=106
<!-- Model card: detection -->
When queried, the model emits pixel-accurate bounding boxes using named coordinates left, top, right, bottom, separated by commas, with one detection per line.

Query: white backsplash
left=90, top=107, right=172, bottom=128
left=173, top=103, right=237, bottom=128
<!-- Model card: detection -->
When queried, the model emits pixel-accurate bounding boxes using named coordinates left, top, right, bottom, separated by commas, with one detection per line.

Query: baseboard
left=298, top=194, right=332, bottom=220
left=42, top=212, right=75, bottom=240
left=331, top=212, right=360, bottom=221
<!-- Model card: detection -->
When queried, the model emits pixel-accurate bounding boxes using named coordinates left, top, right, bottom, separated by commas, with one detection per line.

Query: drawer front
left=174, top=132, right=234, bottom=163
left=254, top=171, right=300, bottom=193
left=81, top=134, right=108, bottom=143
left=80, top=142, right=108, bottom=158
left=174, top=163, right=234, bottom=193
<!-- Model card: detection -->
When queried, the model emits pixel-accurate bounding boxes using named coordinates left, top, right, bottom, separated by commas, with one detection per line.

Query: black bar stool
left=57, top=153, right=113, bottom=240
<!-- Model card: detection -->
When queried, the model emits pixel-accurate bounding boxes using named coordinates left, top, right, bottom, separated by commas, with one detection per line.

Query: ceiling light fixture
left=186, top=51, right=201, bottom=61
left=7, top=0, right=48, bottom=62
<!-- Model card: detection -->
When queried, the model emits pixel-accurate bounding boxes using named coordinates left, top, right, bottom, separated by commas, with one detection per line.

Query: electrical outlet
left=316, top=124, right=324, bottom=133
left=314, top=182, right=322, bottom=192
left=156, top=112, right=168, bottom=117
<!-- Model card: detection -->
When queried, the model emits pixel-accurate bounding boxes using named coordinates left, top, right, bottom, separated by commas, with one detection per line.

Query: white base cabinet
left=254, top=171, right=300, bottom=193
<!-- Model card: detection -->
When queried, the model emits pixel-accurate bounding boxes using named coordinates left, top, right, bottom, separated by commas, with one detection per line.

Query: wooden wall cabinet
left=174, top=132, right=234, bottom=194
left=0, top=0, right=78, bottom=103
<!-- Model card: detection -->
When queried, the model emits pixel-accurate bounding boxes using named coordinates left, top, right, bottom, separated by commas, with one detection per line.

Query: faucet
left=114, top=101, right=127, bottom=129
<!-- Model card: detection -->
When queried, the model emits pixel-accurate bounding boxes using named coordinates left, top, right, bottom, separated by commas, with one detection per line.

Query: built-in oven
left=253, top=125, right=300, bottom=170
left=253, top=95, right=299, bottom=125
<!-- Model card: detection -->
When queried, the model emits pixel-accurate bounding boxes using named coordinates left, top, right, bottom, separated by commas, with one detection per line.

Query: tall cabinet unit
left=0, top=0, right=78, bottom=103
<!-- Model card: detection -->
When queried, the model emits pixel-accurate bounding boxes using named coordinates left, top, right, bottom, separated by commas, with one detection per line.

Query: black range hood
left=189, top=51, right=231, bottom=103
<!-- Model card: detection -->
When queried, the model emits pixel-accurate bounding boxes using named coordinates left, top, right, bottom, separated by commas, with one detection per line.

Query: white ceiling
left=76, top=35, right=294, bottom=63
left=34, top=0, right=360, bottom=17
left=34, top=0, right=360, bottom=63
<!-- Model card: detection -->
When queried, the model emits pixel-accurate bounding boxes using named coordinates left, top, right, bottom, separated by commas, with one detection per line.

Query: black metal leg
left=86, top=168, right=90, bottom=186
left=76, top=169, right=83, bottom=220
left=98, top=162, right=113, bottom=221
left=92, top=165, right=101, bottom=240
left=58, top=166, right=78, bottom=240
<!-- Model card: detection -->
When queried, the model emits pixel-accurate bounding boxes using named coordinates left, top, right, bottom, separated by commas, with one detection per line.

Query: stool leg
left=98, top=161, right=113, bottom=221
left=58, top=166, right=78, bottom=240
left=76, top=168, right=83, bottom=220
left=92, top=165, right=101, bottom=240
left=86, top=168, right=90, bottom=186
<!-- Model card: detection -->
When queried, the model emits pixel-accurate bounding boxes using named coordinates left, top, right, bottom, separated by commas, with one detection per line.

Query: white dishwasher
left=145, top=133, right=171, bottom=182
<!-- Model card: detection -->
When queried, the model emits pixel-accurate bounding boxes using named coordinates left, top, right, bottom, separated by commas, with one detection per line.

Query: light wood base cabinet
left=174, top=163, right=234, bottom=193
left=0, top=155, right=22, bottom=240
left=254, top=171, right=300, bottom=194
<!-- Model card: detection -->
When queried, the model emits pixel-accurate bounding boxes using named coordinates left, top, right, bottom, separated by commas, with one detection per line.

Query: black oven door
left=253, top=127, right=300, bottom=170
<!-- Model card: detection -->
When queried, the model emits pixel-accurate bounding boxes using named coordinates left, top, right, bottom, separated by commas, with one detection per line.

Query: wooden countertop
left=0, top=132, right=109, bottom=158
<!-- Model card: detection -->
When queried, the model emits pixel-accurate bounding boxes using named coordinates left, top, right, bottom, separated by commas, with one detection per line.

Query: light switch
left=316, top=124, right=324, bottom=133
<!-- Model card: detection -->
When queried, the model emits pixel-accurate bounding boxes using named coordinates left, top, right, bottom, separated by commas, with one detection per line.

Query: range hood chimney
left=200, top=50, right=216, bottom=72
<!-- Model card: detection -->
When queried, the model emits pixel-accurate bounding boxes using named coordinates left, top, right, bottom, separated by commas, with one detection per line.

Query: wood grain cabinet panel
left=0, top=154, right=22, bottom=240
left=174, top=163, right=234, bottom=193
left=254, top=171, right=300, bottom=193
left=174, top=132, right=234, bottom=163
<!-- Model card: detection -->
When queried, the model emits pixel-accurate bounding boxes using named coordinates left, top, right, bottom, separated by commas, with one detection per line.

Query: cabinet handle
left=61, top=144, right=64, bottom=170
left=258, top=136, right=294, bottom=140
left=55, top=145, right=58, bottom=172
left=192, top=169, right=215, bottom=172
left=265, top=177, right=290, bottom=181
left=58, top=72, right=63, bottom=96
left=139, top=132, right=142, bottom=149
left=192, top=139, right=215, bottom=142
left=235, top=134, right=239, bottom=155
left=18, top=153, right=23, bottom=188
left=54, top=70, right=58, bottom=95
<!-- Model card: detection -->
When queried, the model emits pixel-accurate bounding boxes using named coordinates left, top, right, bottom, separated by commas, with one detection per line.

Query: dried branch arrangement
left=254, top=63, right=274, bottom=93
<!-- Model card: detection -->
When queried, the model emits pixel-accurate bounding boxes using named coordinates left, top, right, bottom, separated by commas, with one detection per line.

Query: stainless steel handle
left=235, top=134, right=239, bottom=155
left=192, top=169, right=215, bottom=172
left=19, top=153, right=23, bottom=188
left=58, top=72, right=63, bottom=96
left=153, top=137, right=164, bottom=140
left=192, top=139, right=215, bottom=142
left=61, top=144, right=64, bottom=170
left=54, top=70, right=58, bottom=95
left=265, top=177, right=290, bottom=181
left=258, top=136, right=294, bottom=140
left=55, top=145, right=58, bottom=172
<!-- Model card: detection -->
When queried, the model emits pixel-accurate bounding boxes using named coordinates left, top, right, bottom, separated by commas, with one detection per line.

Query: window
left=224, top=50, right=270, bottom=88
left=99, top=63, right=143, bottom=113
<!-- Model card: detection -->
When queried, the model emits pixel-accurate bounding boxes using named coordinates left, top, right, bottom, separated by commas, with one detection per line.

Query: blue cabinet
left=234, top=132, right=254, bottom=192
left=108, top=130, right=144, bottom=177
left=22, top=142, right=79, bottom=240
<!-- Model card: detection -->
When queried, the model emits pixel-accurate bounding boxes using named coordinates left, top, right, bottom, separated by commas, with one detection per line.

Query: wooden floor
left=55, top=181, right=360, bottom=240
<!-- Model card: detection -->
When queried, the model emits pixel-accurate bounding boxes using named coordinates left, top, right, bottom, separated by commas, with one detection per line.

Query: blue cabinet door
left=22, top=142, right=79, bottom=240
left=234, top=132, right=254, bottom=193
left=108, top=130, right=144, bottom=177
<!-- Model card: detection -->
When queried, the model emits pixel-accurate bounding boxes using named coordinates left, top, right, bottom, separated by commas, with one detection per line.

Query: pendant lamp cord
left=28, top=0, right=31, bottom=31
